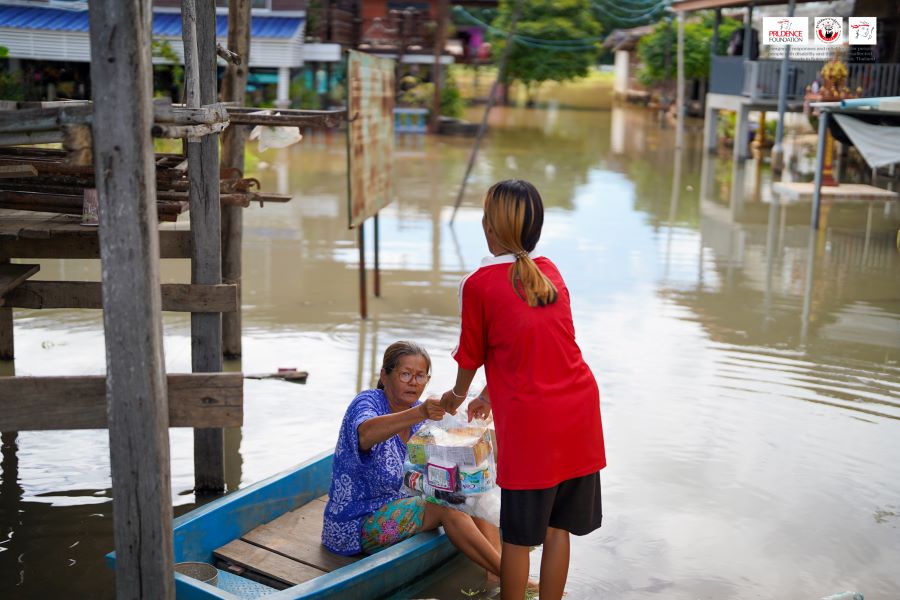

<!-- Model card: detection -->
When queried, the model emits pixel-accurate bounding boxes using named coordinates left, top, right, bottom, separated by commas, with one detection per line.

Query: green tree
left=637, top=14, right=742, bottom=87
left=493, top=0, right=601, bottom=95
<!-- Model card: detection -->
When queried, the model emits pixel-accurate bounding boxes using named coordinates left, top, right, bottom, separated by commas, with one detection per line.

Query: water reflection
left=1, top=105, right=899, bottom=599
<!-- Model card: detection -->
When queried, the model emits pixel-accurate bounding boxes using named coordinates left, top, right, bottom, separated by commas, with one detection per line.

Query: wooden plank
left=0, top=258, right=12, bottom=359
left=0, top=373, right=243, bottom=431
left=3, top=281, right=238, bottom=312
left=0, top=263, right=38, bottom=298
left=214, top=539, right=326, bottom=587
left=191, top=0, right=225, bottom=493
left=0, top=228, right=191, bottom=259
left=0, top=165, right=38, bottom=178
left=87, top=0, right=174, bottom=596
left=241, top=500, right=359, bottom=573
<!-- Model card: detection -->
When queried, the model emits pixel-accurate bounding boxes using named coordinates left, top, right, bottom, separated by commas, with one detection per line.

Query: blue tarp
left=0, top=5, right=303, bottom=39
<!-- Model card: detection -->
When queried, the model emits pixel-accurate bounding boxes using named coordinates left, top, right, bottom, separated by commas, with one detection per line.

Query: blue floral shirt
left=321, top=389, right=423, bottom=555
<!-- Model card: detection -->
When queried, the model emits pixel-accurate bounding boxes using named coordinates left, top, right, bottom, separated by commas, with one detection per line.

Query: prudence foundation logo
left=814, top=17, right=843, bottom=45
left=763, top=16, right=808, bottom=45
left=848, top=17, right=876, bottom=45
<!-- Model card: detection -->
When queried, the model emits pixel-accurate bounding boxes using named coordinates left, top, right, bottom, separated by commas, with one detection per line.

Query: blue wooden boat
left=107, top=450, right=459, bottom=599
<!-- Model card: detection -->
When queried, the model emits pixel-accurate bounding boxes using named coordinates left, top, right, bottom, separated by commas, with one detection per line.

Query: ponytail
left=483, top=180, right=558, bottom=308
left=511, top=253, right=558, bottom=307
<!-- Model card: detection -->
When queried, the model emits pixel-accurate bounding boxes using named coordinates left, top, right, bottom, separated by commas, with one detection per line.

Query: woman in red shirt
left=441, top=179, right=606, bottom=600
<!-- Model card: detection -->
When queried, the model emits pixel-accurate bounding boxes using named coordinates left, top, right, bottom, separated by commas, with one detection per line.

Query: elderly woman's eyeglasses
left=397, top=371, right=430, bottom=385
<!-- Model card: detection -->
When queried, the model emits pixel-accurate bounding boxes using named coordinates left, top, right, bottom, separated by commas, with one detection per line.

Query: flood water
left=1, top=105, right=899, bottom=599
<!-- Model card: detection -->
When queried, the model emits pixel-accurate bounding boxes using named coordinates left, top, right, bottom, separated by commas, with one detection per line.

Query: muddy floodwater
left=1, top=105, right=899, bottom=599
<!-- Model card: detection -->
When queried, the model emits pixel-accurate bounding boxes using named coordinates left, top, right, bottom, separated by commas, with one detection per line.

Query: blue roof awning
left=0, top=6, right=304, bottom=39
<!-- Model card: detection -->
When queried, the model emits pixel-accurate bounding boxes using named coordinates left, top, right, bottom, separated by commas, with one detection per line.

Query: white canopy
left=833, top=113, right=900, bottom=169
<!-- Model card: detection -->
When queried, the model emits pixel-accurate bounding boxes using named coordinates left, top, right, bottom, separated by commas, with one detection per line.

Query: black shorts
left=500, top=471, right=603, bottom=547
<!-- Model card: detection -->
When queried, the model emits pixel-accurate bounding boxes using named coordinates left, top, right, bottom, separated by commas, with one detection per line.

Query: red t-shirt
left=452, top=253, right=606, bottom=490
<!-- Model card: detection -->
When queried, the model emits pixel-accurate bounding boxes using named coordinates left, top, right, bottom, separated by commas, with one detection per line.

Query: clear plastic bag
left=248, top=110, right=303, bottom=151
left=403, top=409, right=500, bottom=526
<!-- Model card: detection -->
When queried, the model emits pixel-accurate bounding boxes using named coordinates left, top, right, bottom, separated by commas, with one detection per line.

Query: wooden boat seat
left=214, top=496, right=363, bottom=590
left=0, top=263, right=39, bottom=302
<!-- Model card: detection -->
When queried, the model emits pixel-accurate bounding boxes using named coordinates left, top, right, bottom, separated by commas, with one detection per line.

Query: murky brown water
left=1, top=105, right=899, bottom=599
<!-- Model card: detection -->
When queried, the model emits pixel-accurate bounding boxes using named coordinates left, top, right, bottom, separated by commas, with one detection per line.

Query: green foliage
left=0, top=48, right=24, bottom=100
left=152, top=39, right=184, bottom=97
left=397, top=70, right=465, bottom=118
left=493, top=0, right=602, bottom=88
left=440, top=73, right=465, bottom=118
left=637, top=14, right=743, bottom=87
left=290, top=78, right=321, bottom=109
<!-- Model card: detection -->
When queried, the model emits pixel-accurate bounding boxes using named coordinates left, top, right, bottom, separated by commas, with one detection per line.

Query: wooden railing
left=711, top=57, right=900, bottom=102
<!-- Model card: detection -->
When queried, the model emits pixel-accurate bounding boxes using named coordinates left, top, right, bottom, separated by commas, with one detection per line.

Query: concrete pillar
left=733, top=104, right=751, bottom=162
left=704, top=104, right=718, bottom=153
left=276, top=66, right=291, bottom=109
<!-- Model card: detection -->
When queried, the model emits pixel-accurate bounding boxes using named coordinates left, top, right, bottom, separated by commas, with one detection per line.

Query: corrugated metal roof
left=0, top=6, right=304, bottom=39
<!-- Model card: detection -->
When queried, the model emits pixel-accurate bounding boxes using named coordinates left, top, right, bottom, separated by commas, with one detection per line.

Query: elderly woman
left=321, top=341, right=501, bottom=580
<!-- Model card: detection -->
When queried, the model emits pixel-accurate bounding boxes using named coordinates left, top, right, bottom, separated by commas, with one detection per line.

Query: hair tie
left=514, top=251, right=528, bottom=259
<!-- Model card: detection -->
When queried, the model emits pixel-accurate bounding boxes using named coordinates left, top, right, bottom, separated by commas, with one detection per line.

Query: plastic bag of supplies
left=402, top=410, right=500, bottom=526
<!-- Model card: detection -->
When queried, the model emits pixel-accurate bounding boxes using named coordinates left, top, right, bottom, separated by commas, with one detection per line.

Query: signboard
left=347, top=50, right=395, bottom=228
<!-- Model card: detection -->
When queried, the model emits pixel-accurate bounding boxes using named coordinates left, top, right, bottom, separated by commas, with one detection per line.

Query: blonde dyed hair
left=483, top=179, right=557, bottom=307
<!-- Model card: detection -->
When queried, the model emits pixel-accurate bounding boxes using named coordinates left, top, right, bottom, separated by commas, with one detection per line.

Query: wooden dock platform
left=772, top=182, right=898, bottom=203
left=213, top=496, right=361, bottom=590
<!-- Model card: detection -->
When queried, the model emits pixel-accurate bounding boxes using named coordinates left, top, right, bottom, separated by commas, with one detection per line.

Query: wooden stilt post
left=0, top=258, right=13, bottom=360
left=811, top=110, right=829, bottom=230
left=429, top=0, right=449, bottom=134
left=87, top=0, right=174, bottom=596
left=358, top=224, right=367, bottom=319
left=188, top=0, right=225, bottom=493
left=221, top=0, right=252, bottom=359
left=373, top=213, right=381, bottom=298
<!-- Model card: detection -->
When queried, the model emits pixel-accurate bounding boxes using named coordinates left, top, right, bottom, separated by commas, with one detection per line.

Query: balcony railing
left=710, top=56, right=900, bottom=102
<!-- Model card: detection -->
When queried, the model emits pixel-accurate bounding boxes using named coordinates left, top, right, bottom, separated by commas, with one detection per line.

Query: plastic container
left=174, top=562, right=218, bottom=586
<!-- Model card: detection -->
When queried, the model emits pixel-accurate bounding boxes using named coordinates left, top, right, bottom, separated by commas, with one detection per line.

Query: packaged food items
left=407, top=426, right=492, bottom=468
left=459, top=460, right=493, bottom=494
left=426, top=459, right=459, bottom=492
left=402, top=413, right=499, bottom=523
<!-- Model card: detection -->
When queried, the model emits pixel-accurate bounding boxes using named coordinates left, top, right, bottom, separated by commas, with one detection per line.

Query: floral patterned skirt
left=360, top=496, right=427, bottom=554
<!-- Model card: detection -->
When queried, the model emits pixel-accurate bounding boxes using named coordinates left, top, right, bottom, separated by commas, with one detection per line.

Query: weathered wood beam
left=191, top=0, right=226, bottom=493
left=151, top=121, right=229, bottom=139
left=0, top=263, right=39, bottom=298
left=0, top=229, right=191, bottom=259
left=88, top=0, right=175, bottom=596
left=3, top=281, right=238, bottom=312
left=0, top=258, right=12, bottom=360
left=226, top=111, right=345, bottom=128
left=0, top=131, right=64, bottom=146
left=0, top=103, right=93, bottom=134
left=0, top=165, right=38, bottom=178
left=220, top=0, right=252, bottom=360
left=0, top=373, right=243, bottom=431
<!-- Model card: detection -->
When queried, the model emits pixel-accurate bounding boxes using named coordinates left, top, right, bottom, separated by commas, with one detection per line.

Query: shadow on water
left=2, top=103, right=899, bottom=599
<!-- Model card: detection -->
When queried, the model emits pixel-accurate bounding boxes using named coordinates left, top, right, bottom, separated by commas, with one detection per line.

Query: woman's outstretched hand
left=467, top=396, right=491, bottom=422
left=418, top=397, right=446, bottom=421
left=439, top=390, right=466, bottom=416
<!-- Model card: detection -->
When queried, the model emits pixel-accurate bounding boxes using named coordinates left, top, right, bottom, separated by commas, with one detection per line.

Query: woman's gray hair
left=377, top=341, right=431, bottom=389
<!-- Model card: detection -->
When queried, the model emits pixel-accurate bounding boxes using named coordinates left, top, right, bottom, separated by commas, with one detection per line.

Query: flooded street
left=1, top=104, right=899, bottom=599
